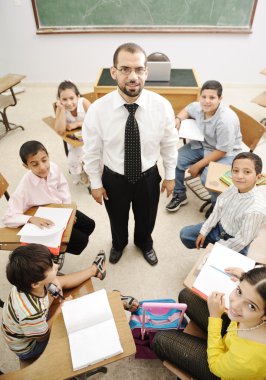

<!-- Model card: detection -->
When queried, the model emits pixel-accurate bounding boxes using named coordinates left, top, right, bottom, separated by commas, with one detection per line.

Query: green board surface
left=32, top=0, right=257, bottom=33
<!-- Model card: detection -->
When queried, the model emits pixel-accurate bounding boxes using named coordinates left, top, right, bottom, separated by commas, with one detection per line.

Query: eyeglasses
left=115, top=66, right=146, bottom=76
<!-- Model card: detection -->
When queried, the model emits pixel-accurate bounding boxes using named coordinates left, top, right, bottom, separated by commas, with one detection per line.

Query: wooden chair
left=230, top=105, right=266, bottom=152
left=185, top=106, right=266, bottom=212
left=163, top=321, right=207, bottom=380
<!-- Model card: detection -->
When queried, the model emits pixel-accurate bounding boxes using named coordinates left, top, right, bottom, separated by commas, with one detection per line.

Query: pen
left=47, top=283, right=65, bottom=300
left=209, top=265, right=231, bottom=278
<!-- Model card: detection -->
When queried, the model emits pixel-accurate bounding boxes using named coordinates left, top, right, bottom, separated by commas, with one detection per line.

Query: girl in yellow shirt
left=153, top=267, right=266, bottom=380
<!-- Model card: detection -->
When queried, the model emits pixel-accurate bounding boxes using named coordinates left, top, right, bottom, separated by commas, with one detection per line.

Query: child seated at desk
left=153, top=267, right=266, bottom=380
left=166, top=80, right=242, bottom=213
left=54, top=80, right=90, bottom=186
left=2, top=140, right=95, bottom=257
left=1, top=244, right=106, bottom=360
left=180, top=152, right=266, bottom=255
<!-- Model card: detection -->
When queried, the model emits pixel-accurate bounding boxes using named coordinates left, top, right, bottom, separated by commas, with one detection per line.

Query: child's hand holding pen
left=207, top=291, right=225, bottom=317
left=224, top=267, right=244, bottom=281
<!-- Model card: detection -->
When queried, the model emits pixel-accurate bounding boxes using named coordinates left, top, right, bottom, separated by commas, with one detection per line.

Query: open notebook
left=192, top=243, right=256, bottom=309
left=62, top=289, right=123, bottom=371
left=17, top=207, right=73, bottom=255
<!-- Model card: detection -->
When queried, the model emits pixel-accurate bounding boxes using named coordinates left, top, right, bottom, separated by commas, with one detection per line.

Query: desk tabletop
left=0, top=203, right=76, bottom=250
left=1, top=289, right=136, bottom=380
left=42, top=116, right=83, bottom=148
left=95, top=68, right=199, bottom=88
left=184, top=245, right=213, bottom=290
left=205, top=162, right=230, bottom=194
left=0, top=74, right=26, bottom=94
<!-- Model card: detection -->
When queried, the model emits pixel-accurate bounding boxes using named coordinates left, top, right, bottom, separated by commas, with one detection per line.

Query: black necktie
left=124, top=103, right=142, bottom=184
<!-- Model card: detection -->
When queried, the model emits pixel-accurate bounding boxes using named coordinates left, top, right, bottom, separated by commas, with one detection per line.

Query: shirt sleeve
left=208, top=318, right=266, bottom=379
left=160, top=104, right=178, bottom=180
left=2, top=189, right=31, bottom=228
left=218, top=212, right=266, bottom=252
left=82, top=104, right=104, bottom=189
left=214, top=113, right=239, bottom=153
left=200, top=194, right=223, bottom=236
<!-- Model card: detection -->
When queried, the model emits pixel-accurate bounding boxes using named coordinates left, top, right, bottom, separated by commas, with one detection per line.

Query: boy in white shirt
left=180, top=152, right=266, bottom=255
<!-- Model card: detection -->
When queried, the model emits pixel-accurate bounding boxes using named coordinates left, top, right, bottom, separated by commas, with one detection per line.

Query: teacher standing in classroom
left=82, top=42, right=178, bottom=266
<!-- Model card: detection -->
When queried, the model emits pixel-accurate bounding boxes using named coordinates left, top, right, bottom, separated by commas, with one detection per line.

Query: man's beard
left=118, top=81, right=143, bottom=98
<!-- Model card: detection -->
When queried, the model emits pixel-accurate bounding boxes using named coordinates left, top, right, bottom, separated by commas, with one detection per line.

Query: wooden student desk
left=205, top=162, right=231, bottom=194
left=94, top=68, right=200, bottom=114
left=42, top=116, right=83, bottom=149
left=0, top=203, right=76, bottom=252
left=1, top=283, right=136, bottom=380
left=0, top=74, right=26, bottom=138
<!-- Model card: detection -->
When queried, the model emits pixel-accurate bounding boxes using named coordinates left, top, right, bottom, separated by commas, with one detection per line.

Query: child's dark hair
left=57, top=80, right=80, bottom=98
left=232, top=152, right=262, bottom=174
left=6, top=244, right=54, bottom=293
left=200, top=80, right=223, bottom=97
left=19, top=141, right=48, bottom=165
left=240, top=267, right=266, bottom=314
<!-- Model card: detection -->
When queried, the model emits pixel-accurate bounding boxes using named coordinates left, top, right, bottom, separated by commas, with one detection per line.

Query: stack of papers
left=18, top=207, right=73, bottom=255
left=62, top=289, right=123, bottom=371
left=192, top=243, right=256, bottom=309
left=178, top=119, right=204, bottom=141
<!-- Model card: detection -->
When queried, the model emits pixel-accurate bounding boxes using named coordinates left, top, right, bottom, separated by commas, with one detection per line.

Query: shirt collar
left=28, top=169, right=48, bottom=186
left=232, top=184, right=257, bottom=198
left=113, top=89, right=148, bottom=111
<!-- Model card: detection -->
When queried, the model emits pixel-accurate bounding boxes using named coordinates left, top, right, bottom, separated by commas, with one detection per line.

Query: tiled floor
left=0, top=84, right=266, bottom=379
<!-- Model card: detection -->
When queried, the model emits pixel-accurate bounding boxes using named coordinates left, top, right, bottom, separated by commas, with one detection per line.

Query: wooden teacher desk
left=0, top=203, right=76, bottom=252
left=94, top=68, right=200, bottom=114
left=1, top=287, right=136, bottom=380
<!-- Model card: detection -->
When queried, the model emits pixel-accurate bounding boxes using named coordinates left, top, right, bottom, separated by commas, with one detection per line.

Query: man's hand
left=91, top=187, right=109, bottom=205
left=207, top=292, right=225, bottom=318
left=161, top=179, right=175, bottom=197
left=29, top=216, right=54, bottom=229
left=196, top=234, right=206, bottom=249
left=187, top=163, right=202, bottom=177
left=175, top=118, right=182, bottom=130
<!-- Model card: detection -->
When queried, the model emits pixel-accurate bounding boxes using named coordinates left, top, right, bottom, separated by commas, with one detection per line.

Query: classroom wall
left=0, top=0, right=265, bottom=85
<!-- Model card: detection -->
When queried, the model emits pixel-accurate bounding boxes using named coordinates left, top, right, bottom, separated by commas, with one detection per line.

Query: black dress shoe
left=109, top=246, right=123, bottom=264
left=142, top=248, right=158, bottom=266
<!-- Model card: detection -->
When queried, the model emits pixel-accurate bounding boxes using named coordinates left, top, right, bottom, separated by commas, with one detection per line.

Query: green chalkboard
left=32, top=0, right=258, bottom=34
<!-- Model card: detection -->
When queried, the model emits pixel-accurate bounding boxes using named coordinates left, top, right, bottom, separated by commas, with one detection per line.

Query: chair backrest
left=230, top=105, right=266, bottom=152
left=0, top=173, right=9, bottom=200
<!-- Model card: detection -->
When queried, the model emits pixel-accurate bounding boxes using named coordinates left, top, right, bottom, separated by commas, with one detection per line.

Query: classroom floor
left=0, top=84, right=266, bottom=379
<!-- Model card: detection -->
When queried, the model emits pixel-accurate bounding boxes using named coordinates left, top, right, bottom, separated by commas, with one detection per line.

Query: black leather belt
left=104, top=165, right=157, bottom=178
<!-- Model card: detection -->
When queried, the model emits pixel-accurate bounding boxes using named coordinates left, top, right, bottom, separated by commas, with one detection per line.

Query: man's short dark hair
left=113, top=43, right=147, bottom=67
left=6, top=244, right=53, bottom=293
left=19, top=141, right=48, bottom=164
left=200, top=80, right=223, bottom=97
left=232, top=152, right=262, bottom=175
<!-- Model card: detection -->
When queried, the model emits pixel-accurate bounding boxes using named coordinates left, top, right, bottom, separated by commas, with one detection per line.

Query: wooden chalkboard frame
left=31, top=0, right=258, bottom=34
